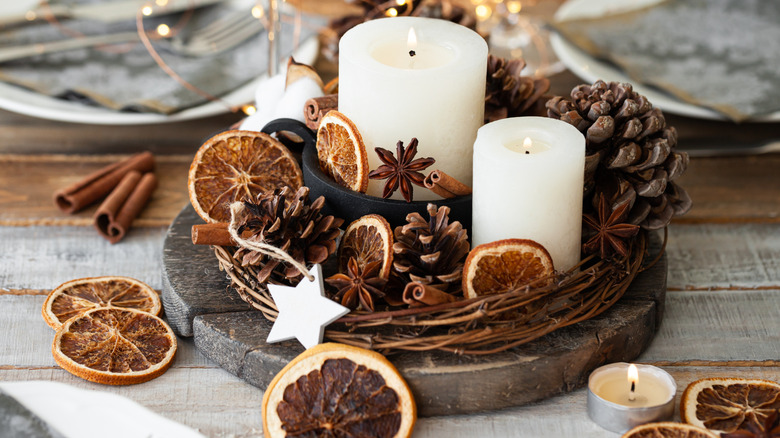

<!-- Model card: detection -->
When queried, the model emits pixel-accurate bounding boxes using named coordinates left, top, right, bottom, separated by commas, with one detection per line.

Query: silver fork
left=169, top=8, right=262, bottom=56
left=0, top=8, right=263, bottom=63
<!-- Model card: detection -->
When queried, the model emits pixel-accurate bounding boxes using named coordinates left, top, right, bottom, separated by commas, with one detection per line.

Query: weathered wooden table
left=1, top=71, right=779, bottom=437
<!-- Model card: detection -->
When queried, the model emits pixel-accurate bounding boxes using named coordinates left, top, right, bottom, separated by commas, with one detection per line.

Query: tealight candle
left=339, top=17, right=487, bottom=200
left=471, top=117, right=585, bottom=271
left=587, top=362, right=677, bottom=434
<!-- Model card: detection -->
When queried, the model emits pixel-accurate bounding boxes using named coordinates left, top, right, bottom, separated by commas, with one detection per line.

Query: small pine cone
left=485, top=54, right=550, bottom=123
left=233, top=186, right=344, bottom=285
left=392, top=204, right=470, bottom=293
left=546, top=80, right=692, bottom=230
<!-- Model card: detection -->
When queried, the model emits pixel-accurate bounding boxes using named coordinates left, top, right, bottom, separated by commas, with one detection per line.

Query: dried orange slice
left=188, top=130, right=303, bottom=223
left=262, top=343, right=416, bottom=438
left=52, top=308, right=177, bottom=385
left=42, top=276, right=160, bottom=330
left=462, top=238, right=554, bottom=299
left=339, top=214, right=393, bottom=280
left=316, top=110, right=369, bottom=192
left=622, top=422, right=718, bottom=438
left=681, top=377, right=780, bottom=434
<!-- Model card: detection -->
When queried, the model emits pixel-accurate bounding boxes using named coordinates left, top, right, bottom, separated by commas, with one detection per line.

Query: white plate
left=551, top=0, right=780, bottom=122
left=0, top=36, right=318, bottom=125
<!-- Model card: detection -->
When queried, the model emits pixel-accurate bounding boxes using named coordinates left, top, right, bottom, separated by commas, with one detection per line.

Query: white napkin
left=0, top=381, right=205, bottom=438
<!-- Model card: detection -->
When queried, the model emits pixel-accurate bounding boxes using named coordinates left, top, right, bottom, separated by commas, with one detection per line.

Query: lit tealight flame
left=155, top=0, right=168, bottom=6
left=156, top=23, right=171, bottom=37
left=385, top=7, right=398, bottom=17
left=396, top=0, right=406, bottom=5
left=242, top=104, right=257, bottom=116
left=141, top=5, right=153, bottom=16
left=252, top=6, right=264, bottom=18
left=628, top=364, right=638, bottom=402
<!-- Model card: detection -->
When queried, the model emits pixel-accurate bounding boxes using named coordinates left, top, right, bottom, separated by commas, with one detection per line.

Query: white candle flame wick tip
left=628, top=364, right=639, bottom=401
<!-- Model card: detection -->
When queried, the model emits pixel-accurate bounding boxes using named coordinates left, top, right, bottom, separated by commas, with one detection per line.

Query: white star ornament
left=265, top=264, right=350, bottom=349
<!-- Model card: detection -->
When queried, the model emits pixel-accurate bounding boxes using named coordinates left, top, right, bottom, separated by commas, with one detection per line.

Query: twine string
left=227, top=202, right=315, bottom=282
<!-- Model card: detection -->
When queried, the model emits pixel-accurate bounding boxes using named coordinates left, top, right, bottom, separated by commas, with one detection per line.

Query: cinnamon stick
left=192, top=223, right=234, bottom=246
left=304, top=94, right=338, bottom=131
left=55, top=151, right=155, bottom=213
left=424, top=170, right=472, bottom=199
left=94, top=171, right=157, bottom=244
left=402, top=282, right=457, bottom=307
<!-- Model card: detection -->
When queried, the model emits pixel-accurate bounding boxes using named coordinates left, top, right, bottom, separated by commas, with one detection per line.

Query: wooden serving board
left=162, top=205, right=667, bottom=417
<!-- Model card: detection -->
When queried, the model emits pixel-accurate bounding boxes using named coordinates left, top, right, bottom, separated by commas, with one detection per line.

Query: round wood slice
left=162, top=205, right=667, bottom=417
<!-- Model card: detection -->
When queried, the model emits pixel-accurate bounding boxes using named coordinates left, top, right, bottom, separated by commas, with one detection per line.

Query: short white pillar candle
left=471, top=116, right=585, bottom=272
left=338, top=17, right=487, bottom=200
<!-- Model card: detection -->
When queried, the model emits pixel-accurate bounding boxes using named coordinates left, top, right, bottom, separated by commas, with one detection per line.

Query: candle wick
left=629, top=381, right=636, bottom=401
left=409, top=50, right=416, bottom=57
left=525, top=151, right=529, bottom=154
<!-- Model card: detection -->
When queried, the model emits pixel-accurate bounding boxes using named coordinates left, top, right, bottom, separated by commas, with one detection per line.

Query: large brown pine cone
left=233, top=186, right=344, bottom=285
left=546, top=80, right=692, bottom=230
left=392, top=204, right=469, bottom=293
left=485, top=55, right=550, bottom=122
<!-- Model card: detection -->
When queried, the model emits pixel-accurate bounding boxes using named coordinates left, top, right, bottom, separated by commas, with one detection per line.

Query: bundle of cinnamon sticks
left=54, top=152, right=157, bottom=244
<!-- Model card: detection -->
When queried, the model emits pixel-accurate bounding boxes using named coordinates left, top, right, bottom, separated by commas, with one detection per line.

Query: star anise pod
left=722, top=411, right=780, bottom=438
left=368, top=138, right=435, bottom=202
left=582, top=193, right=640, bottom=259
left=325, top=257, right=387, bottom=311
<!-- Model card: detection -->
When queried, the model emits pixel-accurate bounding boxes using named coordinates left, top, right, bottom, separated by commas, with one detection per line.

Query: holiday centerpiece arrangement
left=186, top=16, right=690, bottom=356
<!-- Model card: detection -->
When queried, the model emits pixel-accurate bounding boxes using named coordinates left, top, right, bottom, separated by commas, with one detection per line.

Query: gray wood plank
left=3, top=366, right=779, bottom=438
left=642, top=289, right=780, bottom=363
left=0, top=226, right=166, bottom=290
left=666, top=223, right=780, bottom=289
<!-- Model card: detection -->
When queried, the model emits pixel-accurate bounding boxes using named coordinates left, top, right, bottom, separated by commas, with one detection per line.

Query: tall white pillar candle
left=339, top=17, right=487, bottom=200
left=472, top=117, right=585, bottom=271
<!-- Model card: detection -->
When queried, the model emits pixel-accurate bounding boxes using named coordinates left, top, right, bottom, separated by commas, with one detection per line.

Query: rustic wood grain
left=666, top=223, right=780, bottom=290
left=0, top=109, right=238, bottom=155
left=672, top=155, right=780, bottom=223
left=0, top=226, right=166, bottom=290
left=643, top=289, right=780, bottom=363
left=0, top=154, right=191, bottom=227
left=2, top=365, right=779, bottom=438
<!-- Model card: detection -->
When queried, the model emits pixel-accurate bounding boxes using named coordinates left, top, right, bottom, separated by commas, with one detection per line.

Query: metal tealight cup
left=587, top=363, right=677, bottom=434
